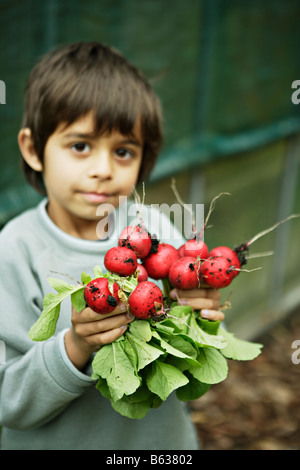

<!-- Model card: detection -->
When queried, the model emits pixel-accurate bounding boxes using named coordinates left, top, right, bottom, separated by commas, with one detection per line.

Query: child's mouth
left=80, top=192, right=112, bottom=204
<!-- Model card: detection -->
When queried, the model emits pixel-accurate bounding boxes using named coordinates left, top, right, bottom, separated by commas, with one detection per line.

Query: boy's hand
left=65, top=302, right=134, bottom=370
left=65, top=287, right=223, bottom=370
left=170, top=287, right=224, bottom=322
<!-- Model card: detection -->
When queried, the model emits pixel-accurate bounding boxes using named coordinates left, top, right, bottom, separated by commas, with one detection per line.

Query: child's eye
left=115, top=148, right=133, bottom=159
left=72, top=142, right=91, bottom=154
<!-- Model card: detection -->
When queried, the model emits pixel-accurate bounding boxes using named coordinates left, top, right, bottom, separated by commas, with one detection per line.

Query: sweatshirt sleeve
left=0, top=227, right=94, bottom=430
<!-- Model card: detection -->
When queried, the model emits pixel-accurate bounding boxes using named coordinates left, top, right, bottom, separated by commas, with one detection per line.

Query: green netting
left=0, top=0, right=300, bottom=224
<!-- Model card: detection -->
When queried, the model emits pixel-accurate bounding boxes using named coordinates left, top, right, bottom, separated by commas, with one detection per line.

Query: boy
left=0, top=42, right=223, bottom=450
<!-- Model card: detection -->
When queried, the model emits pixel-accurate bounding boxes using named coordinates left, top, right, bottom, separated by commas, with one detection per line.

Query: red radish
left=169, top=256, right=201, bottom=290
left=118, top=225, right=152, bottom=259
left=104, top=246, right=137, bottom=276
left=84, top=277, right=120, bottom=314
left=209, top=246, right=241, bottom=277
left=128, top=281, right=163, bottom=319
left=136, top=264, right=148, bottom=282
left=201, top=256, right=235, bottom=288
left=178, top=244, right=186, bottom=258
left=183, top=238, right=209, bottom=260
left=142, top=243, right=179, bottom=280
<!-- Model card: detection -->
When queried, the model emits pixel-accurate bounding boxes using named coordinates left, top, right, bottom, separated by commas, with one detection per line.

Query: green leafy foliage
left=28, top=279, right=85, bottom=341
left=90, top=302, right=262, bottom=418
left=91, top=340, right=141, bottom=401
left=27, top=268, right=263, bottom=419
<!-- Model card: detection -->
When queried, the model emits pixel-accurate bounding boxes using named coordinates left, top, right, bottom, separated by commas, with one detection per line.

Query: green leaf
left=107, top=272, right=138, bottom=293
left=125, top=382, right=153, bottom=403
left=93, top=265, right=103, bottom=278
left=165, top=335, right=198, bottom=359
left=197, top=317, right=221, bottom=335
left=95, top=377, right=111, bottom=399
left=188, top=315, right=228, bottom=349
left=146, top=360, right=189, bottom=401
left=151, top=395, right=163, bottom=409
left=165, top=355, right=198, bottom=373
left=165, top=305, right=193, bottom=334
left=107, top=278, right=116, bottom=295
left=170, top=305, right=194, bottom=316
left=29, top=280, right=83, bottom=341
left=47, top=277, right=77, bottom=294
left=151, top=322, right=176, bottom=335
left=110, top=393, right=154, bottom=420
left=190, top=348, right=228, bottom=384
left=96, top=377, right=155, bottom=419
left=176, top=372, right=210, bottom=401
left=122, top=336, right=138, bottom=374
left=162, top=305, right=228, bottom=349
left=71, top=286, right=86, bottom=312
left=152, top=330, right=200, bottom=367
left=127, top=332, right=164, bottom=371
left=128, top=319, right=152, bottom=342
left=81, top=271, right=92, bottom=285
left=92, top=341, right=141, bottom=401
left=28, top=301, right=61, bottom=342
left=218, top=327, right=263, bottom=361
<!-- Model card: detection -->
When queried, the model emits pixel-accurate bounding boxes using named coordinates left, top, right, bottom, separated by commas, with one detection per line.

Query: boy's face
left=41, top=112, right=143, bottom=236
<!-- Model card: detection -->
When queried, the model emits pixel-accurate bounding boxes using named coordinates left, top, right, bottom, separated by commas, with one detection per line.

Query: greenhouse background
left=0, top=0, right=299, bottom=340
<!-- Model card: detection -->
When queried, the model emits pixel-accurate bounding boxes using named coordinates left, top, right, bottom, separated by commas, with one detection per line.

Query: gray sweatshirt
left=0, top=199, right=199, bottom=450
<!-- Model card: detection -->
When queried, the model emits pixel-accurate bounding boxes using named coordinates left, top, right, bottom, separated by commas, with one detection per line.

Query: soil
left=189, top=307, right=300, bottom=450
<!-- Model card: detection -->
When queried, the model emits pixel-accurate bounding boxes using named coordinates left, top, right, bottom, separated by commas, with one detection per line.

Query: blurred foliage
left=0, top=0, right=300, bottom=223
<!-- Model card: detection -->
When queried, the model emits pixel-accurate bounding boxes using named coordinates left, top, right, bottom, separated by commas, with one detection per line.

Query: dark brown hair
left=21, top=41, right=163, bottom=194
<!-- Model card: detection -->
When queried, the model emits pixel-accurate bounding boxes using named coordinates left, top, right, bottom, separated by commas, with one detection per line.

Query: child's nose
left=88, top=150, right=113, bottom=180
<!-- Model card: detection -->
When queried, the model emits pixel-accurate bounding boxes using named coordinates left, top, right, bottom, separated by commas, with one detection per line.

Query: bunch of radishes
left=84, top=224, right=164, bottom=320
left=83, top=222, right=246, bottom=322
left=83, top=192, right=299, bottom=322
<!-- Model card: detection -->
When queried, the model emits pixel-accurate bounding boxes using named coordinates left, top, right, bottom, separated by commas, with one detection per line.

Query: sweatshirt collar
left=36, top=198, right=130, bottom=255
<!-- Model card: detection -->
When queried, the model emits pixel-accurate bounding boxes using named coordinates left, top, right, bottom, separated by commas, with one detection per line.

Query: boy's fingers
left=74, top=311, right=134, bottom=337
left=170, top=287, right=221, bottom=311
left=93, top=326, right=129, bottom=347
left=170, top=288, right=221, bottom=301
left=94, top=313, right=134, bottom=334
left=178, top=297, right=220, bottom=311
left=72, top=302, right=129, bottom=322
left=200, top=309, right=224, bottom=322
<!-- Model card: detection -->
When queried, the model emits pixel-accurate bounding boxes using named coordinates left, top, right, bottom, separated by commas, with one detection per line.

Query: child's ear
left=18, top=128, right=43, bottom=172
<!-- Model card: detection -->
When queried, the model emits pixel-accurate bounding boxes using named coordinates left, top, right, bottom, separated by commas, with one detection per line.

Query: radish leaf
left=218, top=327, right=263, bottom=361
left=126, top=332, right=164, bottom=371
left=92, top=340, right=141, bottom=401
left=146, top=360, right=189, bottom=401
left=28, top=280, right=84, bottom=341
left=190, top=347, right=228, bottom=384
left=128, top=319, right=152, bottom=342
left=176, top=373, right=210, bottom=401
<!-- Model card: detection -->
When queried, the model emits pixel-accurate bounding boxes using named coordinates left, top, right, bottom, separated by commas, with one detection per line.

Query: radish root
left=245, top=214, right=300, bottom=248
left=171, top=178, right=196, bottom=233
left=203, top=192, right=231, bottom=232
left=48, top=270, right=82, bottom=285
left=131, top=183, right=146, bottom=228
